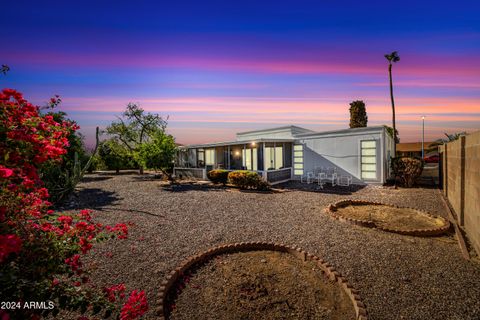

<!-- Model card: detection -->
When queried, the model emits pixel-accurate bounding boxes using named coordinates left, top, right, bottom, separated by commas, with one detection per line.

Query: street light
left=422, top=116, right=425, bottom=159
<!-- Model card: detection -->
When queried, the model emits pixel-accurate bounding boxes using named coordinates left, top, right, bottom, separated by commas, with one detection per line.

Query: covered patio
left=174, top=139, right=294, bottom=184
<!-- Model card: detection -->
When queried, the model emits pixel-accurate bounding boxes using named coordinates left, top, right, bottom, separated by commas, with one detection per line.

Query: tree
left=99, top=139, right=137, bottom=173
left=1, top=64, right=9, bottom=75
left=106, top=103, right=168, bottom=174
left=137, top=131, right=177, bottom=179
left=385, top=51, right=400, bottom=155
left=349, top=100, right=368, bottom=128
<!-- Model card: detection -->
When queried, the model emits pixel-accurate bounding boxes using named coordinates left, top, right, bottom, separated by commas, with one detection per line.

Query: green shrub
left=391, top=156, right=424, bottom=187
left=207, top=169, right=230, bottom=185
left=227, top=170, right=271, bottom=190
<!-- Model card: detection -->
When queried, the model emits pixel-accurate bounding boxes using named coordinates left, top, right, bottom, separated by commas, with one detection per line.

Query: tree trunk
left=388, top=63, right=397, bottom=156
left=139, top=166, right=144, bottom=175
left=116, top=168, right=120, bottom=174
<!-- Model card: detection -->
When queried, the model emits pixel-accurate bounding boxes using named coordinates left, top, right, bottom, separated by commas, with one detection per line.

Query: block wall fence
left=440, top=130, right=480, bottom=256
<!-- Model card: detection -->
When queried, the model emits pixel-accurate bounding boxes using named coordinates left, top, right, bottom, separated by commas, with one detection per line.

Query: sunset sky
left=1, top=1, right=479, bottom=146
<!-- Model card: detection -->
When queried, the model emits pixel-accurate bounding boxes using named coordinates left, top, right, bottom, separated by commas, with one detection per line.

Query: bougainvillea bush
left=0, top=89, right=148, bottom=319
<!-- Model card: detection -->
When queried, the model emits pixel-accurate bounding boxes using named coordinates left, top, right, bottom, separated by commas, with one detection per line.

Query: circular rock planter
left=158, top=242, right=367, bottom=320
left=325, top=200, right=451, bottom=236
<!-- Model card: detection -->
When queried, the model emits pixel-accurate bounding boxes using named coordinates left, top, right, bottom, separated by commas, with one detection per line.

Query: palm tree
left=384, top=51, right=400, bottom=155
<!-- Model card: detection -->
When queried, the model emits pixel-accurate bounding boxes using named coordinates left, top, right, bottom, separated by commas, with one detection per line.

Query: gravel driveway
left=63, top=173, right=480, bottom=320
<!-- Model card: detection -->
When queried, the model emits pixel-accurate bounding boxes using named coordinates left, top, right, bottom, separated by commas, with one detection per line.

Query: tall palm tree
left=384, top=51, right=400, bottom=155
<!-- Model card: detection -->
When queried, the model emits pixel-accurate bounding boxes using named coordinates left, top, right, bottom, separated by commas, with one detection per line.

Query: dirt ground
left=59, top=174, right=480, bottom=319
left=336, top=204, right=447, bottom=231
left=169, top=251, right=355, bottom=320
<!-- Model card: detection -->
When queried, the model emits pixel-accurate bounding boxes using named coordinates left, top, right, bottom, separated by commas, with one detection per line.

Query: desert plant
left=207, top=169, right=230, bottom=185
left=385, top=51, right=400, bottom=154
left=227, top=170, right=271, bottom=190
left=349, top=100, right=368, bottom=128
left=391, top=156, right=424, bottom=187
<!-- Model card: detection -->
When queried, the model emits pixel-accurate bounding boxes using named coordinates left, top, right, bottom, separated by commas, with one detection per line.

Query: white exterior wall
left=296, top=129, right=387, bottom=184
left=236, top=126, right=312, bottom=141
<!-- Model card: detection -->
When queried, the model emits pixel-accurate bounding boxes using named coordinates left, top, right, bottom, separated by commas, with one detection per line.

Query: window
left=264, top=146, right=283, bottom=170
left=205, top=149, right=215, bottom=165
left=242, top=148, right=258, bottom=170
left=361, top=140, right=376, bottom=179
left=293, top=144, right=304, bottom=176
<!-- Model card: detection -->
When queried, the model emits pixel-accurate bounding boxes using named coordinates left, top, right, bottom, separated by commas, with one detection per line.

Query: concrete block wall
left=441, top=130, right=480, bottom=256
left=464, top=132, right=480, bottom=256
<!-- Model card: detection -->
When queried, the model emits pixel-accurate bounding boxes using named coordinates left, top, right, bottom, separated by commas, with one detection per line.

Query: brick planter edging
left=325, top=200, right=451, bottom=237
left=157, top=242, right=368, bottom=320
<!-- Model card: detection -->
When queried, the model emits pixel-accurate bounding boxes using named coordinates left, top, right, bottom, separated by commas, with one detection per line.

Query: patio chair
left=306, top=171, right=316, bottom=184
left=323, top=167, right=337, bottom=186
left=337, top=175, right=353, bottom=187
left=301, top=171, right=315, bottom=184
left=317, top=172, right=326, bottom=188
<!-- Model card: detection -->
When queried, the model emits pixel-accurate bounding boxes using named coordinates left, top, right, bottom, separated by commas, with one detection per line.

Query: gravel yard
left=63, top=173, right=480, bottom=320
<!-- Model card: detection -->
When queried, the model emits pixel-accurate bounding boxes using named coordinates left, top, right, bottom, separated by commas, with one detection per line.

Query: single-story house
left=397, top=142, right=438, bottom=158
left=175, top=125, right=395, bottom=185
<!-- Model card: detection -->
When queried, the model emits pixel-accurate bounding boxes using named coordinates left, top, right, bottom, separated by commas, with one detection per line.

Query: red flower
left=57, top=215, right=73, bottom=226
left=104, top=283, right=126, bottom=302
left=0, top=234, right=22, bottom=263
left=0, top=167, right=13, bottom=178
left=120, top=290, right=148, bottom=320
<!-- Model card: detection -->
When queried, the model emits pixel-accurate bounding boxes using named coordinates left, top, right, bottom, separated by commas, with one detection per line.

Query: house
left=175, top=125, right=395, bottom=185
left=397, top=142, right=438, bottom=158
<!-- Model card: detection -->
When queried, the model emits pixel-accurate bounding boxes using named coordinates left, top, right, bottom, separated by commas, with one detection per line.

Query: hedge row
left=207, top=169, right=271, bottom=190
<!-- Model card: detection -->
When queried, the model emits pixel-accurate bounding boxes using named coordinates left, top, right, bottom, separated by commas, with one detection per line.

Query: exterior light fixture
left=251, top=142, right=256, bottom=146
left=235, top=151, right=240, bottom=156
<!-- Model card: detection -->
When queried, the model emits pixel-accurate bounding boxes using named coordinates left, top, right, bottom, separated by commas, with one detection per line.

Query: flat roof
left=236, top=125, right=314, bottom=135
left=397, top=142, right=436, bottom=152
left=182, top=138, right=295, bottom=149
left=295, top=126, right=386, bottom=138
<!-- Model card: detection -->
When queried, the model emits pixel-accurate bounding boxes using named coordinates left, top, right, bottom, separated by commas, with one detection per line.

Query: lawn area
left=62, top=173, right=480, bottom=320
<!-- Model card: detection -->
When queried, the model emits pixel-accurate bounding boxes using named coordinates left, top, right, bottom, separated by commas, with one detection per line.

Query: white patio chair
left=324, top=168, right=337, bottom=186
left=306, top=171, right=316, bottom=184
left=337, top=175, right=353, bottom=187
left=317, top=172, right=326, bottom=189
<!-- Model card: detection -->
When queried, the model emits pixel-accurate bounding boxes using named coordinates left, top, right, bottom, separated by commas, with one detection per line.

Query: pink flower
left=0, top=234, right=22, bottom=263
left=120, top=290, right=148, bottom=320
left=0, top=167, right=13, bottom=178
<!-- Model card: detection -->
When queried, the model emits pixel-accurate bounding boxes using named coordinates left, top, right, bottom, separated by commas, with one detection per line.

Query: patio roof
left=180, top=138, right=295, bottom=149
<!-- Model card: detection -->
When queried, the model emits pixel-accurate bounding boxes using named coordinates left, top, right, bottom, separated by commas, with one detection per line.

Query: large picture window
left=361, top=140, right=377, bottom=179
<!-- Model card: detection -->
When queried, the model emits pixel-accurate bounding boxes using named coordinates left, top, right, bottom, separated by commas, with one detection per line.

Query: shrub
left=0, top=89, right=147, bottom=319
left=207, top=169, right=230, bottom=185
left=391, top=156, right=424, bottom=187
left=99, top=139, right=137, bottom=173
left=227, top=170, right=271, bottom=190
